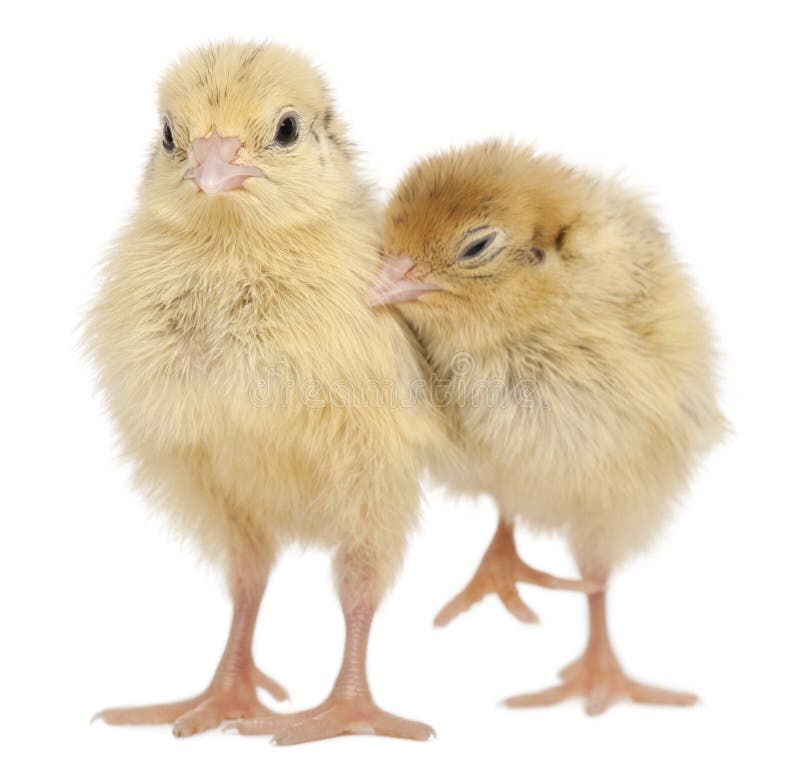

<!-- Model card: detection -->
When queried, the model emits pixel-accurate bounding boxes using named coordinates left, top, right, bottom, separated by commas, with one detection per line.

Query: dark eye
left=458, top=233, right=496, bottom=262
left=275, top=113, right=299, bottom=145
left=162, top=121, right=175, bottom=152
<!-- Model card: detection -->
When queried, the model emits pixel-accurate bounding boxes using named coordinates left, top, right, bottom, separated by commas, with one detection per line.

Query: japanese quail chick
left=370, top=141, right=725, bottom=714
left=86, top=41, right=436, bottom=743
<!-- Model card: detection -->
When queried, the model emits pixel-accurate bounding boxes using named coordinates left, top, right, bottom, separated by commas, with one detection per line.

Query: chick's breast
left=87, top=211, right=428, bottom=583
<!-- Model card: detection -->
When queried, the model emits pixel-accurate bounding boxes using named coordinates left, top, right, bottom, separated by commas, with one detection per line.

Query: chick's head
left=145, top=41, right=355, bottom=231
left=372, top=142, right=588, bottom=343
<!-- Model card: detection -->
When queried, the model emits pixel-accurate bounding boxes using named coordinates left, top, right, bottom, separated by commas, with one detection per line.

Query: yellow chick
left=86, top=42, right=436, bottom=743
left=370, top=141, right=726, bottom=714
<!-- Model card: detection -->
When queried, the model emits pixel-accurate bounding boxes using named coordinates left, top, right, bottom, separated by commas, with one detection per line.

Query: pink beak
left=367, top=256, right=442, bottom=306
left=184, top=133, right=263, bottom=194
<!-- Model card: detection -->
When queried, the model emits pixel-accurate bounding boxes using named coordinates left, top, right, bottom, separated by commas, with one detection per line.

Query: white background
left=2, top=1, right=798, bottom=757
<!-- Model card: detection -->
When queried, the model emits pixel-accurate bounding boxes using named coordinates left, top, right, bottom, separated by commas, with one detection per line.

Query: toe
left=558, top=656, right=584, bottom=680
left=497, top=583, right=539, bottom=624
left=628, top=681, right=699, bottom=707
left=235, top=699, right=434, bottom=745
left=273, top=713, right=347, bottom=745
left=433, top=588, right=482, bottom=627
left=92, top=697, right=202, bottom=726
left=515, top=562, right=599, bottom=593
left=173, top=701, right=221, bottom=737
left=585, top=682, right=613, bottom=716
left=254, top=669, right=289, bottom=702
left=371, top=710, right=435, bottom=741
left=504, top=682, right=576, bottom=708
left=226, top=716, right=284, bottom=736
left=272, top=708, right=434, bottom=745
left=225, top=705, right=326, bottom=735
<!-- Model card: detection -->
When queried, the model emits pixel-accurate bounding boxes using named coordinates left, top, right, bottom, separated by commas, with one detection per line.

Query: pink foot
left=93, top=666, right=287, bottom=737
left=504, top=590, right=697, bottom=715
left=229, top=556, right=436, bottom=744
left=227, top=695, right=434, bottom=745
left=435, top=520, right=600, bottom=626
left=505, top=652, right=697, bottom=715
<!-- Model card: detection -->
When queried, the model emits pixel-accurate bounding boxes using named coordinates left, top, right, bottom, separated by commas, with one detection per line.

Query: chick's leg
left=94, top=559, right=287, bottom=736
left=228, top=556, right=434, bottom=745
left=435, top=517, right=600, bottom=626
left=504, top=581, right=698, bottom=715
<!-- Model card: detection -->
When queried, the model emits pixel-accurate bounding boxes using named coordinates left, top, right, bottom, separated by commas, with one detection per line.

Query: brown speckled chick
left=86, top=42, right=438, bottom=743
left=371, top=141, right=726, bottom=714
